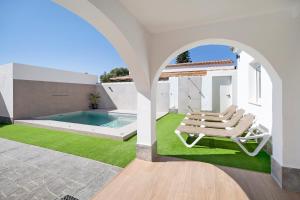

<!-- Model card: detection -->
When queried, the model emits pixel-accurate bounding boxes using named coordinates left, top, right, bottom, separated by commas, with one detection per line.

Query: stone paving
left=0, top=138, right=121, bottom=200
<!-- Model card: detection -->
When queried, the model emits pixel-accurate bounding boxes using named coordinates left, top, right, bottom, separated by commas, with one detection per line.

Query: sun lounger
left=185, top=106, right=237, bottom=122
left=175, top=114, right=271, bottom=156
left=182, top=109, right=245, bottom=129
left=187, top=105, right=237, bottom=117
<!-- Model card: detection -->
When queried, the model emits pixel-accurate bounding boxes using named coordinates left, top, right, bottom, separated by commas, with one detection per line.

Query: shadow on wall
left=178, top=77, right=203, bottom=114
left=97, top=82, right=170, bottom=112
left=96, top=84, right=117, bottom=110
left=0, top=92, right=11, bottom=124
left=188, top=77, right=205, bottom=98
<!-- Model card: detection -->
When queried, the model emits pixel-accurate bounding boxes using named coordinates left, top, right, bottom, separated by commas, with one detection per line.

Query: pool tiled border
left=14, top=110, right=168, bottom=140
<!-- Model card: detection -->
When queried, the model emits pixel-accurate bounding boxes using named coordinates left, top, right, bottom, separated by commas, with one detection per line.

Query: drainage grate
left=61, top=195, right=79, bottom=200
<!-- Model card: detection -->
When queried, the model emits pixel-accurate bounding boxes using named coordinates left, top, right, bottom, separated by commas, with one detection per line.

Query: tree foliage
left=100, top=67, right=129, bottom=82
left=176, top=51, right=192, bottom=63
left=89, top=92, right=100, bottom=109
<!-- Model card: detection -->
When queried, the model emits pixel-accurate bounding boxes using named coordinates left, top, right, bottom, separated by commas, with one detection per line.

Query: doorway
left=212, top=76, right=232, bottom=112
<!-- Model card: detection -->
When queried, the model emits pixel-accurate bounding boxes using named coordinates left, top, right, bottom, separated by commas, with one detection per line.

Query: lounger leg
left=232, top=134, right=271, bottom=156
left=175, top=130, right=205, bottom=148
left=240, top=128, right=257, bottom=143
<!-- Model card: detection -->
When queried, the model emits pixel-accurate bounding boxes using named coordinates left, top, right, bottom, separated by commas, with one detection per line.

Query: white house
left=166, top=51, right=273, bottom=144
left=101, top=54, right=273, bottom=150
left=2, top=0, right=299, bottom=191
left=164, top=59, right=236, bottom=113
left=107, top=59, right=236, bottom=114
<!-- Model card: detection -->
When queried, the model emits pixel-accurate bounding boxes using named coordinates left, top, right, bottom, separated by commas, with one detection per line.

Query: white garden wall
left=13, top=63, right=98, bottom=85
left=0, top=63, right=99, bottom=121
left=98, top=81, right=169, bottom=112
left=0, top=63, right=14, bottom=120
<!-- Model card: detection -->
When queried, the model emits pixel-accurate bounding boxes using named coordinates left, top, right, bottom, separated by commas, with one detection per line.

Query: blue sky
left=0, top=0, right=236, bottom=76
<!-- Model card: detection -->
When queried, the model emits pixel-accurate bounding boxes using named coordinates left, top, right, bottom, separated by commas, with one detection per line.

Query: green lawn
left=157, top=113, right=271, bottom=173
left=0, top=113, right=270, bottom=172
left=0, top=123, right=136, bottom=167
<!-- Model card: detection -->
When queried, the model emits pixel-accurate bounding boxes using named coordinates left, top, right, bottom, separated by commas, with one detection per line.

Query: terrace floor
left=92, top=157, right=300, bottom=200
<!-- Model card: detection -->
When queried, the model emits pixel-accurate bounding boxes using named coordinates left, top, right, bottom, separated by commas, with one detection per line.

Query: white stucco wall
left=156, top=81, right=170, bottom=112
left=237, top=51, right=273, bottom=136
left=13, top=63, right=98, bottom=84
left=169, top=70, right=236, bottom=114
left=0, top=63, right=14, bottom=119
left=0, top=63, right=99, bottom=120
left=98, top=81, right=169, bottom=112
left=169, top=77, right=178, bottom=109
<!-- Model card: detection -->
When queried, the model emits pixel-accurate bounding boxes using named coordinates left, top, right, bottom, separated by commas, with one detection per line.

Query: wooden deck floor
left=92, top=158, right=300, bottom=200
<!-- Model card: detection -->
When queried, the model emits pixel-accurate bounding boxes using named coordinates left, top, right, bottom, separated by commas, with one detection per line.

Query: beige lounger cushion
left=183, top=109, right=245, bottom=128
left=189, top=105, right=237, bottom=117
left=177, top=114, right=255, bottom=138
left=187, top=106, right=237, bottom=122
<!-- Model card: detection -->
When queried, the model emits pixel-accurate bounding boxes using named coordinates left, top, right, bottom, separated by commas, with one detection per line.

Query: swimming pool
left=43, top=111, right=137, bottom=128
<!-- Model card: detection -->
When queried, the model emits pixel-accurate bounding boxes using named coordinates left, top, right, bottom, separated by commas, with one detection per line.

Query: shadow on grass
left=123, top=131, right=137, bottom=141
left=0, top=123, right=11, bottom=128
left=163, top=152, right=270, bottom=173
left=185, top=136, right=258, bottom=150
left=159, top=136, right=271, bottom=173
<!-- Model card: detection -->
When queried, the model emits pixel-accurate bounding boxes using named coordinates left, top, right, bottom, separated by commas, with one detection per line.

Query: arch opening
left=153, top=40, right=282, bottom=171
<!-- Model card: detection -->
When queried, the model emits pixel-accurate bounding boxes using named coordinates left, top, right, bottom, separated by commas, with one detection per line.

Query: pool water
left=44, top=111, right=136, bottom=128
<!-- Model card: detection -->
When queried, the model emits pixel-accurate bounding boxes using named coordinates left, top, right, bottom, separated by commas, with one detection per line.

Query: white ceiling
left=119, top=0, right=298, bottom=33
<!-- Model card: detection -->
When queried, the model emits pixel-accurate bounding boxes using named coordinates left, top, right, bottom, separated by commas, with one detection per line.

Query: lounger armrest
left=256, top=124, right=269, bottom=133
left=233, top=131, right=271, bottom=142
left=248, top=123, right=268, bottom=135
left=238, top=133, right=269, bottom=140
left=232, top=132, right=271, bottom=157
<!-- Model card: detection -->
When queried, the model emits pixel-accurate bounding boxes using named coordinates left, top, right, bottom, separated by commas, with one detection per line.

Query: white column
left=136, top=84, right=157, bottom=161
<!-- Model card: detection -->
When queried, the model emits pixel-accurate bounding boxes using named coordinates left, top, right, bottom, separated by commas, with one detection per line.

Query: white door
left=212, top=76, right=232, bottom=112
left=220, top=82, right=232, bottom=112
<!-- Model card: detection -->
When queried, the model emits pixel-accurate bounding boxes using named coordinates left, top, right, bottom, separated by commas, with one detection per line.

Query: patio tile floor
left=0, top=138, right=121, bottom=200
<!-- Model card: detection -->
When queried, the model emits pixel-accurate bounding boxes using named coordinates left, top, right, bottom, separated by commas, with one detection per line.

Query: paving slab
left=0, top=138, right=121, bottom=200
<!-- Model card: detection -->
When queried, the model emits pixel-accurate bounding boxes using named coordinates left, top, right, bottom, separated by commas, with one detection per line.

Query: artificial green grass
left=157, top=113, right=271, bottom=173
left=0, top=114, right=270, bottom=172
left=0, top=124, right=136, bottom=167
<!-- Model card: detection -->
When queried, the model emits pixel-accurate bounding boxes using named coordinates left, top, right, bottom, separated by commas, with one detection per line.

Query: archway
left=153, top=39, right=282, bottom=170
left=55, top=0, right=151, bottom=93
left=55, top=0, right=157, bottom=154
